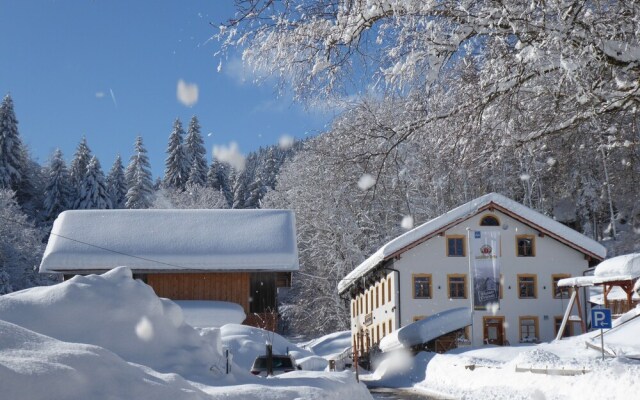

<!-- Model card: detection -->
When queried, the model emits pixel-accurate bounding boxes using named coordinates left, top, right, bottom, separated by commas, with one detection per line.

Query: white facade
left=341, top=194, right=606, bottom=351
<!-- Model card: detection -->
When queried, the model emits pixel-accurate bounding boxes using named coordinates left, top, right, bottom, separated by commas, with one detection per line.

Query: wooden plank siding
left=147, top=273, right=251, bottom=313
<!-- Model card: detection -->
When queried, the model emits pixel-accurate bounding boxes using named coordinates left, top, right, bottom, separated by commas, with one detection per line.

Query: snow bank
left=174, top=300, right=246, bottom=328
left=0, top=267, right=222, bottom=381
left=220, top=324, right=328, bottom=371
left=199, top=370, right=372, bottom=399
left=0, top=320, right=209, bottom=400
left=423, top=345, right=640, bottom=399
left=302, top=330, right=352, bottom=359
left=594, top=253, right=640, bottom=279
left=591, top=306, right=640, bottom=357
left=0, top=269, right=373, bottom=399
left=380, top=307, right=471, bottom=352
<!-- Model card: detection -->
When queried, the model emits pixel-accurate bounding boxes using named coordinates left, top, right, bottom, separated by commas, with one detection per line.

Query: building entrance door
left=483, top=316, right=505, bottom=345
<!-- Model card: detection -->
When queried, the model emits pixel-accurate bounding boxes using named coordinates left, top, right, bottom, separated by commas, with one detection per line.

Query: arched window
left=480, top=215, right=500, bottom=226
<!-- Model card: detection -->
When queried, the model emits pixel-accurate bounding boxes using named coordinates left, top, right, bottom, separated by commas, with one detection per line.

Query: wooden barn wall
left=147, top=273, right=250, bottom=312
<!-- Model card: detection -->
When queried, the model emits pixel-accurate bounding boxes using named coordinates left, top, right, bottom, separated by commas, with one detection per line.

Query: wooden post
left=574, top=288, right=587, bottom=334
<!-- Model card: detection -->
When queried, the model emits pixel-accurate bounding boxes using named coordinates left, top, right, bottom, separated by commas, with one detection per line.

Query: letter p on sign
left=591, top=308, right=612, bottom=329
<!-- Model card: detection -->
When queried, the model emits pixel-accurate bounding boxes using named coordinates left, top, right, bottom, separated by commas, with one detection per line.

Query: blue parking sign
left=591, top=308, right=612, bottom=329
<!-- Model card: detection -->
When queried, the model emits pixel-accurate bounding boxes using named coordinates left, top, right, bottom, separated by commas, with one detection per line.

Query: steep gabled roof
left=39, top=209, right=299, bottom=273
left=338, top=193, right=606, bottom=294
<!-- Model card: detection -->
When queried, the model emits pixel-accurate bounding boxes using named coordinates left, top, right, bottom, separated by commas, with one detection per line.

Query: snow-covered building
left=39, top=209, right=299, bottom=331
left=338, top=193, right=606, bottom=353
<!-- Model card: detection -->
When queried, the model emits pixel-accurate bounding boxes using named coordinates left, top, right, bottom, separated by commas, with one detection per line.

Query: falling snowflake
left=401, top=215, right=414, bottom=230
left=177, top=79, right=199, bottom=107
left=357, top=174, right=376, bottom=190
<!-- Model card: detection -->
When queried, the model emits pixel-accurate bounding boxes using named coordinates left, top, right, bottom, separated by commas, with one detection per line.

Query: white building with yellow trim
left=338, top=193, right=606, bottom=352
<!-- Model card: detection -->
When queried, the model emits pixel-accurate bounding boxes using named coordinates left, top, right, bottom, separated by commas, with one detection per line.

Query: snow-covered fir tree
left=74, top=156, right=112, bottom=210
left=163, top=118, right=189, bottom=190
left=106, top=155, right=127, bottom=209
left=125, top=136, right=154, bottom=209
left=153, top=183, right=228, bottom=210
left=207, top=159, right=232, bottom=206
left=43, top=149, right=71, bottom=221
left=69, top=136, right=92, bottom=203
left=230, top=168, right=246, bottom=209
left=0, top=94, right=26, bottom=191
left=184, top=116, right=207, bottom=186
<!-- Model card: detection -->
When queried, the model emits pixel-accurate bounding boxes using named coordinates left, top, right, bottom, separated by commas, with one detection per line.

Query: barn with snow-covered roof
left=338, top=193, right=606, bottom=356
left=39, top=209, right=299, bottom=331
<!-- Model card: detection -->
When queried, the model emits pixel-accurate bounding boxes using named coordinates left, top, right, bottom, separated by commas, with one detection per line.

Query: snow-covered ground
left=364, top=306, right=640, bottom=399
left=0, top=267, right=371, bottom=399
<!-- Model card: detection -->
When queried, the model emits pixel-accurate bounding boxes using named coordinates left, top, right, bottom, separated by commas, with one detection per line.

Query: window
left=365, top=292, right=368, bottom=313
left=518, top=274, right=537, bottom=299
left=447, top=235, right=465, bottom=257
left=359, top=296, right=362, bottom=314
left=554, top=316, right=572, bottom=338
left=376, top=325, right=380, bottom=343
left=375, top=284, right=379, bottom=309
left=413, top=274, right=432, bottom=298
left=447, top=274, right=467, bottom=299
left=516, top=235, right=535, bottom=257
left=388, top=319, right=393, bottom=333
left=552, top=274, right=571, bottom=299
left=381, top=281, right=386, bottom=305
left=480, top=215, right=500, bottom=226
left=519, top=316, right=539, bottom=342
left=352, top=300, right=356, bottom=317
left=382, top=323, right=386, bottom=338
left=387, top=277, right=392, bottom=302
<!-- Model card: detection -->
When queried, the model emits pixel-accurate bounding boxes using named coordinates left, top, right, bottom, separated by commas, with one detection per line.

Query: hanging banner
left=470, top=231, right=501, bottom=310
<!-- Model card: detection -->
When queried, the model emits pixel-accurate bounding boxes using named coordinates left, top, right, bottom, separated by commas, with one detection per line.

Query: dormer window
left=480, top=215, right=500, bottom=226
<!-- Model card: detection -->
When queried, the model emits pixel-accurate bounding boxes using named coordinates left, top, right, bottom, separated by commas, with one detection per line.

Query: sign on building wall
left=470, top=231, right=501, bottom=310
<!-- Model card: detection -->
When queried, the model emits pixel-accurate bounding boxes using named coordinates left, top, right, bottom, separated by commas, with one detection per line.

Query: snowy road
left=369, top=387, right=440, bottom=399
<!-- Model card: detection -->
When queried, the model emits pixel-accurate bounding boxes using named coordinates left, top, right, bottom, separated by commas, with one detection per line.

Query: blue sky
left=0, top=1, right=334, bottom=177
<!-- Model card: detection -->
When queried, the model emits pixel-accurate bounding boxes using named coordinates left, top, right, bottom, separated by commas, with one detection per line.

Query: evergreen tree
left=246, top=176, right=264, bottom=208
left=0, top=94, right=26, bottom=191
left=125, top=136, right=154, bottom=209
left=69, top=136, right=92, bottom=202
left=43, top=149, right=71, bottom=220
left=106, top=154, right=127, bottom=209
left=163, top=118, right=189, bottom=190
left=74, top=156, right=112, bottom=209
left=184, top=115, right=207, bottom=186
left=230, top=168, right=246, bottom=209
left=207, top=159, right=232, bottom=206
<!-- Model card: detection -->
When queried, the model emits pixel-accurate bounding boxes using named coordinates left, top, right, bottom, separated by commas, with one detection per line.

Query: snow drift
left=0, top=267, right=223, bottom=380
left=0, top=320, right=210, bottom=400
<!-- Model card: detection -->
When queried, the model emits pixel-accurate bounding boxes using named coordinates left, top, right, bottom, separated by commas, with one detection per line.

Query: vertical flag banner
left=470, top=231, right=501, bottom=310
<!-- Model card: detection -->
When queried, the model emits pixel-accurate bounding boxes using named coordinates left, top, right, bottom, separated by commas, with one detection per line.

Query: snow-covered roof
left=338, top=193, right=606, bottom=294
left=558, top=253, right=640, bottom=288
left=379, top=307, right=472, bottom=352
left=594, top=253, right=640, bottom=279
left=39, top=209, right=299, bottom=273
